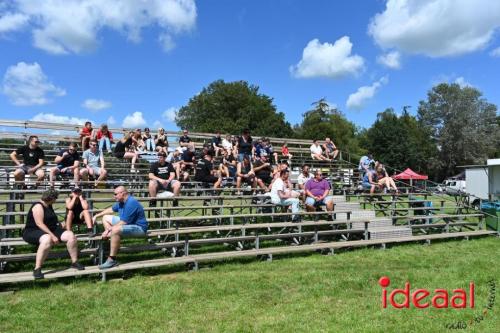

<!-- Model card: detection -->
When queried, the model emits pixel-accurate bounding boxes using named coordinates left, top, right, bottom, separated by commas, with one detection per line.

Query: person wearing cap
left=154, top=128, right=169, bottom=154
left=148, top=151, right=181, bottom=201
left=179, top=129, right=195, bottom=151
left=253, top=152, right=273, bottom=190
left=10, top=135, right=46, bottom=188
left=23, top=189, right=84, bottom=279
left=194, top=151, right=222, bottom=188
left=49, top=142, right=80, bottom=188
left=142, top=127, right=156, bottom=152
left=93, top=186, right=148, bottom=269
left=65, top=187, right=94, bottom=236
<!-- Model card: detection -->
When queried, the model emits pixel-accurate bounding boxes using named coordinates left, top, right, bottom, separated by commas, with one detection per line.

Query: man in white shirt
left=270, top=169, right=301, bottom=222
left=310, top=139, right=329, bottom=161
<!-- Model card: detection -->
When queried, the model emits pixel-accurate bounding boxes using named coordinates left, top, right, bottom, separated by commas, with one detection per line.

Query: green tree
left=176, top=80, right=294, bottom=137
left=295, top=98, right=361, bottom=156
left=418, top=83, right=499, bottom=179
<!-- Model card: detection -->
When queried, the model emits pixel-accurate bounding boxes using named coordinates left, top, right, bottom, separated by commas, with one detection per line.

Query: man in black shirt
left=49, top=142, right=80, bottom=187
left=179, top=129, right=195, bottom=151
left=211, top=131, right=223, bottom=157
left=148, top=152, right=181, bottom=197
left=10, top=135, right=45, bottom=187
left=253, top=152, right=273, bottom=190
left=195, top=152, right=221, bottom=188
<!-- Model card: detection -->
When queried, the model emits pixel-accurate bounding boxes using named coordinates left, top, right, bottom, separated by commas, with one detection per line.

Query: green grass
left=1, top=236, right=499, bottom=333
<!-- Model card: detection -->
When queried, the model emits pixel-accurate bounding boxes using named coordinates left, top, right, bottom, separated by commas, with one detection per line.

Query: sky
left=1, top=0, right=499, bottom=134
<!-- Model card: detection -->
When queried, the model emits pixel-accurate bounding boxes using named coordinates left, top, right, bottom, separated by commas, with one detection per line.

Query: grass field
left=0, top=236, right=498, bottom=333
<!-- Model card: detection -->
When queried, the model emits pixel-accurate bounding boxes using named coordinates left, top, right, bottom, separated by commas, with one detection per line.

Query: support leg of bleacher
left=380, top=243, right=386, bottom=250
left=266, top=254, right=273, bottom=262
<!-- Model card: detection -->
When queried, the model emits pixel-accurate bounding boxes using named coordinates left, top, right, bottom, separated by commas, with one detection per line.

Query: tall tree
left=176, top=80, right=294, bottom=137
left=295, top=98, right=361, bottom=156
left=418, top=83, right=499, bottom=179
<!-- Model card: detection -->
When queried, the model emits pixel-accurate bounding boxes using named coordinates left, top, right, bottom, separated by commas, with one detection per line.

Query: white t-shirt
left=310, top=144, right=322, bottom=155
left=270, top=178, right=285, bottom=202
left=297, top=173, right=312, bottom=186
left=222, top=138, right=232, bottom=150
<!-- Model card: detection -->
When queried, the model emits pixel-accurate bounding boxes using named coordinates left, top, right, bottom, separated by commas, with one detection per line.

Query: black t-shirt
left=57, top=149, right=80, bottom=168
left=238, top=136, right=253, bottom=155
left=155, top=135, right=168, bottom=147
left=182, top=150, right=195, bottom=163
left=253, top=159, right=271, bottom=178
left=212, top=136, right=222, bottom=147
left=150, top=162, right=175, bottom=180
left=114, top=140, right=126, bottom=154
left=195, top=158, right=213, bottom=180
left=179, top=135, right=191, bottom=144
left=15, top=145, right=45, bottom=166
left=223, top=154, right=236, bottom=165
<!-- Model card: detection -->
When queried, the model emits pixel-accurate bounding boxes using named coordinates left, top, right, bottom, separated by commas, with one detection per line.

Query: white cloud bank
left=290, top=36, right=364, bottom=79
left=82, top=98, right=112, bottom=111
left=31, top=112, right=90, bottom=125
left=0, top=0, right=197, bottom=54
left=122, top=111, right=146, bottom=128
left=162, top=107, right=178, bottom=122
left=346, top=76, right=388, bottom=111
left=377, top=51, right=401, bottom=69
left=368, top=0, right=500, bottom=57
left=2, top=62, right=66, bottom=106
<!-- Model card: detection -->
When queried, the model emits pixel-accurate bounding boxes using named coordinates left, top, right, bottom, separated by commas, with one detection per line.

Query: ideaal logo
left=378, top=276, right=496, bottom=330
left=379, top=276, right=474, bottom=309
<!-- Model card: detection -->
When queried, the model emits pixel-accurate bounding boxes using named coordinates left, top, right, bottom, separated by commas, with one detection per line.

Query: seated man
left=93, top=186, right=148, bottom=269
left=194, top=151, right=222, bottom=188
left=148, top=151, right=181, bottom=202
left=64, top=187, right=94, bottom=236
left=263, top=138, right=279, bottom=165
left=270, top=169, right=301, bottom=222
left=79, top=121, right=95, bottom=152
left=211, top=131, right=223, bottom=157
left=323, top=137, right=339, bottom=160
left=49, top=142, right=80, bottom=188
left=310, top=139, right=329, bottom=161
left=297, top=165, right=312, bottom=191
left=80, top=139, right=107, bottom=187
left=179, top=147, right=196, bottom=181
left=179, top=129, right=195, bottom=151
left=219, top=149, right=237, bottom=178
left=304, top=170, right=334, bottom=218
left=10, top=135, right=45, bottom=188
left=236, top=156, right=256, bottom=191
left=253, top=152, right=273, bottom=190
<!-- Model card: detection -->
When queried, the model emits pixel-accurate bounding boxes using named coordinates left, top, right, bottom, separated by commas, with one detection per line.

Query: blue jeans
left=145, top=138, right=156, bottom=151
left=99, top=137, right=112, bottom=152
left=271, top=197, right=300, bottom=219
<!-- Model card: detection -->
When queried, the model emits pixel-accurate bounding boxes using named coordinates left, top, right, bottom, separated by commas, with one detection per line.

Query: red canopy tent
left=392, top=168, right=428, bottom=188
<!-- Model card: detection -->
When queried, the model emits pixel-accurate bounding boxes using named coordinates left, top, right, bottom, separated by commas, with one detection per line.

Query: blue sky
left=1, top=0, right=499, bottom=133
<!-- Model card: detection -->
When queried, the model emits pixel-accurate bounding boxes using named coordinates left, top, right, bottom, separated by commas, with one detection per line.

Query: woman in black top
left=23, top=189, right=84, bottom=279
left=154, top=128, right=169, bottom=154
left=114, top=132, right=139, bottom=172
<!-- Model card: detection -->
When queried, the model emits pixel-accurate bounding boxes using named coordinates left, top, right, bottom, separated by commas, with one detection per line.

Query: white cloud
left=454, top=76, right=473, bottom=88
left=2, top=62, right=66, bottom=106
left=0, top=12, right=29, bottom=33
left=2, top=0, right=197, bottom=54
left=377, top=51, right=401, bottom=69
left=290, top=36, right=365, bottom=79
left=122, top=111, right=146, bottom=128
left=82, top=98, right=112, bottom=111
left=490, top=47, right=500, bottom=57
left=346, top=76, right=389, bottom=111
left=368, top=0, right=500, bottom=57
left=32, top=112, right=90, bottom=125
left=106, top=116, right=116, bottom=126
left=159, top=33, right=176, bottom=52
left=162, top=107, right=177, bottom=122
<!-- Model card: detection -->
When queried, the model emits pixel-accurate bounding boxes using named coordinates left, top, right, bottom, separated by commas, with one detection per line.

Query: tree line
left=176, top=80, right=500, bottom=181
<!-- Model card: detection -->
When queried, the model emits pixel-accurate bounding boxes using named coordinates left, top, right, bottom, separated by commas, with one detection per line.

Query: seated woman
left=114, top=132, right=139, bottom=172
left=22, top=189, right=84, bottom=279
left=375, top=163, right=399, bottom=193
left=154, top=128, right=169, bottom=154
left=65, top=187, right=94, bottom=236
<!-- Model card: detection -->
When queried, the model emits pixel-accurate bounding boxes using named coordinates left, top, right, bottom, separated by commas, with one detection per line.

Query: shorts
left=17, top=165, right=37, bottom=174
left=362, top=182, right=374, bottom=189
left=257, top=175, right=273, bottom=185
left=88, top=166, right=101, bottom=176
left=305, top=195, right=334, bottom=207
left=114, top=152, right=125, bottom=159
left=239, top=175, right=255, bottom=185
left=195, top=175, right=219, bottom=184
left=56, top=165, right=74, bottom=175
left=23, top=226, right=65, bottom=245
left=156, top=179, right=179, bottom=191
left=111, top=216, right=147, bottom=237
left=65, top=210, right=85, bottom=224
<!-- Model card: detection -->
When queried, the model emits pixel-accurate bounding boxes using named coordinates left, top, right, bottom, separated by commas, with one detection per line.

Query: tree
left=418, top=83, right=499, bottom=179
left=176, top=80, right=294, bottom=137
left=295, top=98, right=362, bottom=156
left=362, top=108, right=436, bottom=175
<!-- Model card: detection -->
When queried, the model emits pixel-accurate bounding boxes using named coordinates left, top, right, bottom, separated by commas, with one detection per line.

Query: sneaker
left=33, top=268, right=44, bottom=279
left=86, top=230, right=96, bottom=237
left=71, top=261, right=85, bottom=270
left=99, top=258, right=118, bottom=269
